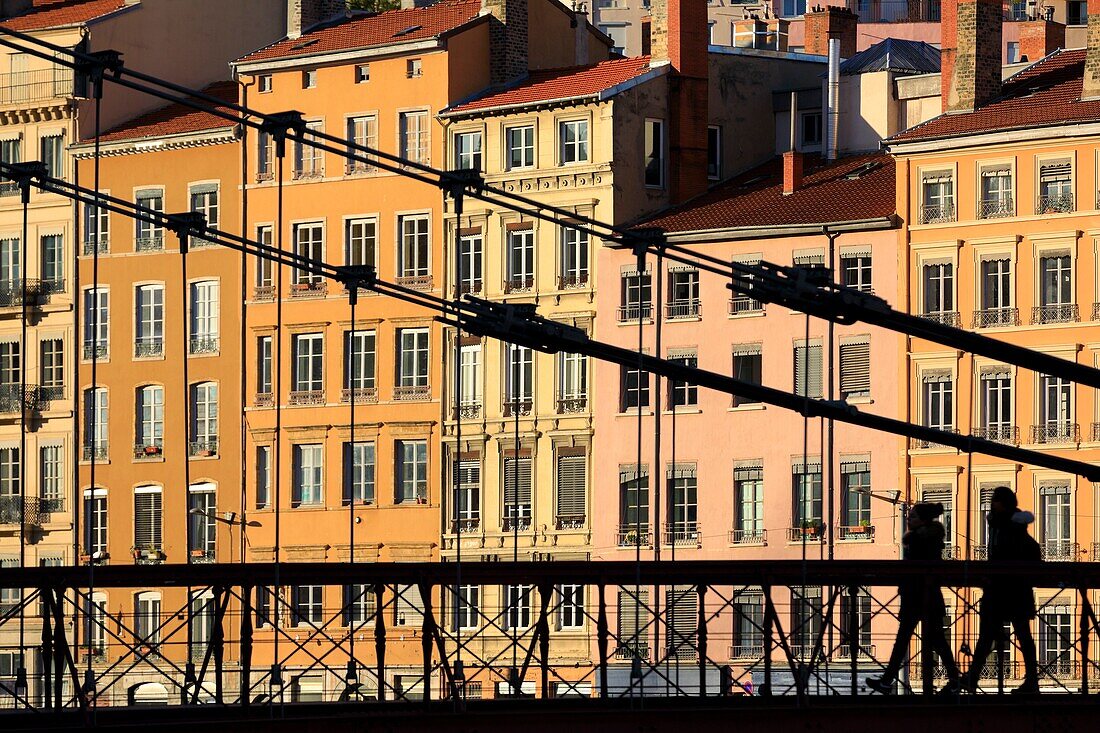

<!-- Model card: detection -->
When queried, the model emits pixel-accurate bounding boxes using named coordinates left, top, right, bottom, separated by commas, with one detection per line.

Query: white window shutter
left=839, top=341, right=871, bottom=397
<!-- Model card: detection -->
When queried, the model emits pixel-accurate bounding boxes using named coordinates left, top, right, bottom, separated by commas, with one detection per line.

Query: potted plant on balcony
left=798, top=520, right=819, bottom=538
left=195, top=447, right=215, bottom=457
left=143, top=444, right=161, bottom=456
left=190, top=548, right=207, bottom=560
left=849, top=519, right=871, bottom=535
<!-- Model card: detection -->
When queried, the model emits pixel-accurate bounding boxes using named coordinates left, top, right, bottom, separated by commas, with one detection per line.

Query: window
left=135, top=284, right=164, bottom=356
left=256, top=131, right=275, bottom=181
left=801, top=111, right=822, bottom=148
left=398, top=215, right=430, bottom=281
left=559, top=119, right=588, bottom=165
left=83, top=489, right=107, bottom=555
left=978, top=367, right=1012, bottom=441
left=135, top=592, right=161, bottom=645
left=258, top=74, right=272, bottom=92
left=0, top=138, right=20, bottom=181
left=602, top=23, right=627, bottom=54
left=189, top=592, right=214, bottom=661
left=791, top=586, right=822, bottom=653
left=502, top=454, right=532, bottom=528
left=619, top=467, right=649, bottom=540
left=504, top=343, right=533, bottom=413
left=187, top=483, right=215, bottom=561
left=732, top=343, right=762, bottom=407
left=136, top=385, right=164, bottom=450
left=793, top=461, right=823, bottom=532
left=0, top=447, right=18, bottom=496
left=922, top=371, right=954, bottom=432
left=451, top=584, right=479, bottom=631
left=922, top=261, right=955, bottom=318
left=667, top=466, right=698, bottom=543
left=291, top=333, right=324, bottom=395
left=37, top=339, right=62, bottom=398
left=667, top=269, right=701, bottom=320
left=83, top=287, right=108, bottom=359
left=302, top=69, right=316, bottom=89
left=189, top=280, right=219, bottom=354
left=617, top=587, right=649, bottom=658
left=292, top=222, right=324, bottom=285
left=840, top=587, right=872, bottom=657
left=979, top=166, right=1013, bottom=218
left=793, top=340, right=823, bottom=399
left=1037, top=159, right=1073, bottom=213
left=40, top=133, right=63, bottom=180
left=841, top=461, right=871, bottom=531
left=355, top=64, right=370, bottom=83
left=0, top=237, right=18, bottom=291
left=707, top=125, right=721, bottom=180
left=344, top=329, right=376, bottom=397
left=841, top=252, right=872, bottom=292
left=1068, top=0, right=1087, bottom=25
left=1037, top=252, right=1074, bottom=322
left=399, top=110, right=428, bottom=164
left=1038, top=483, right=1071, bottom=558
left=1038, top=606, right=1073, bottom=674
left=40, top=445, right=63, bottom=510
left=257, top=335, right=272, bottom=398
left=505, top=227, right=534, bottom=292
left=555, top=449, right=586, bottom=527
left=396, top=328, right=429, bottom=394
left=345, top=217, right=377, bottom=270
left=396, top=439, right=427, bottom=503
left=559, top=227, right=588, bottom=288
left=346, top=116, right=376, bottom=173
left=344, top=584, right=375, bottom=627
left=292, top=585, right=323, bottom=626
left=559, top=584, right=585, bottom=630
left=134, top=189, right=164, bottom=250
left=668, top=352, right=698, bottom=408
left=644, top=119, right=664, bottom=187
left=620, top=366, right=650, bottom=411
left=83, top=387, right=108, bottom=459
left=454, top=130, right=482, bottom=171
left=1037, top=374, right=1074, bottom=443
left=255, top=227, right=274, bottom=292
left=84, top=592, right=107, bottom=654
left=920, top=171, right=954, bottom=223
left=733, top=464, right=764, bottom=542
left=40, top=233, right=63, bottom=288
left=619, top=270, right=652, bottom=321
left=256, top=446, right=271, bottom=509
left=83, top=200, right=109, bottom=252
left=190, top=382, right=219, bottom=455
left=503, top=584, right=533, bottom=629
left=452, top=457, right=480, bottom=530
left=557, top=351, right=587, bottom=412
left=133, top=486, right=162, bottom=552
left=665, top=585, right=698, bottom=659
left=454, top=340, right=482, bottom=415
left=839, top=337, right=871, bottom=400
left=1006, top=41, right=1020, bottom=64
left=344, top=441, right=375, bottom=505
left=0, top=341, right=19, bottom=387
left=294, top=120, right=324, bottom=178
left=506, top=125, right=535, bottom=169
left=189, top=185, right=219, bottom=246
left=292, top=444, right=323, bottom=507
left=395, top=585, right=425, bottom=626
left=406, top=58, right=422, bottom=78
left=732, top=589, right=764, bottom=657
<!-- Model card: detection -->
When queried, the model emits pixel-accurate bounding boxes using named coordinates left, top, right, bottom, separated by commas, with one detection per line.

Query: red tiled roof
left=236, top=0, right=481, bottom=64
left=891, top=49, right=1100, bottom=143
left=644, top=153, right=896, bottom=233
left=0, top=0, right=126, bottom=31
left=91, top=81, right=237, bottom=143
left=445, top=56, right=656, bottom=115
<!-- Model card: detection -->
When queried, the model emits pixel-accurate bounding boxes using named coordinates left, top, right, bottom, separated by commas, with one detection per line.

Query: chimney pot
left=941, top=0, right=1003, bottom=113
left=1018, top=18, right=1065, bottom=64
left=783, top=150, right=804, bottom=195
left=803, top=5, right=857, bottom=58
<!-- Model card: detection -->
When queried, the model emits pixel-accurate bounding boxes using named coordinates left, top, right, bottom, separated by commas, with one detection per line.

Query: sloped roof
left=0, top=0, right=126, bottom=31
left=644, top=152, right=896, bottom=233
left=840, top=38, right=940, bottom=76
left=89, top=81, right=237, bottom=143
left=891, top=48, right=1100, bottom=143
left=444, top=56, right=657, bottom=115
left=236, top=0, right=482, bottom=64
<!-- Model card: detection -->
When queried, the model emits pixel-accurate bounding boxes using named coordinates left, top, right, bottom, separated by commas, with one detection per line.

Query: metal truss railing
left=0, top=561, right=1098, bottom=711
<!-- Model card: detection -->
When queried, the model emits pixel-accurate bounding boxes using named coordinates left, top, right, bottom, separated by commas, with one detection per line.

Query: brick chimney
left=650, top=0, right=710, bottom=203
left=803, top=5, right=857, bottom=58
left=783, top=150, right=804, bottom=195
left=287, top=0, right=346, bottom=40
left=941, top=0, right=1002, bottom=113
left=483, top=0, right=528, bottom=87
left=1084, top=0, right=1100, bottom=100
left=1018, top=17, right=1064, bottom=62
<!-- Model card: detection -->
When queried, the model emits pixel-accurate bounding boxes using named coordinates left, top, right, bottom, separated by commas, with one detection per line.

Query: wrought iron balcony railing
left=82, top=342, right=107, bottom=360
left=452, top=401, right=482, bottom=420
left=972, top=307, right=1019, bottom=328
left=970, top=544, right=989, bottom=560
left=1032, top=303, right=1079, bottom=324
left=729, top=528, right=766, bottom=545
left=664, top=522, right=701, bottom=547
left=288, top=390, right=325, bottom=406
left=909, top=427, right=958, bottom=450
left=971, top=424, right=1019, bottom=445
left=617, top=303, right=652, bottom=322
left=293, top=166, right=324, bottom=181
left=1030, top=423, right=1079, bottom=445
left=394, top=385, right=430, bottom=402
left=835, top=644, right=877, bottom=660
left=1036, top=192, right=1074, bottom=214
left=919, top=202, right=955, bottom=224
left=134, top=234, right=164, bottom=252
left=188, top=440, right=218, bottom=458
left=0, top=278, right=43, bottom=308
left=502, top=397, right=532, bottom=417
left=341, top=387, right=378, bottom=404
left=0, top=384, right=52, bottom=414
left=555, top=514, right=586, bottom=531
left=133, top=441, right=164, bottom=460
left=395, top=274, right=433, bottom=291
left=81, top=444, right=108, bottom=462
left=665, top=299, right=701, bottom=320
left=836, top=524, right=875, bottom=541
left=82, top=238, right=108, bottom=255
left=557, top=273, right=589, bottom=290
left=134, top=337, right=164, bottom=358
left=252, top=285, right=275, bottom=302
left=788, top=524, right=825, bottom=542
left=1040, top=540, right=1079, bottom=561
left=289, top=281, right=327, bottom=298
left=254, top=392, right=273, bottom=408
left=0, top=495, right=50, bottom=525
left=450, top=517, right=480, bottom=534
left=729, top=643, right=764, bottom=660
left=501, top=515, right=532, bottom=532
left=728, top=295, right=764, bottom=315
left=455, top=280, right=483, bottom=298
left=503, top=277, right=533, bottom=294
left=188, top=336, right=219, bottom=355
left=920, top=311, right=961, bottom=328
left=617, top=524, right=651, bottom=547
left=978, top=197, right=1013, bottom=219
left=189, top=549, right=216, bottom=564
left=614, top=643, right=650, bottom=661
left=556, top=396, right=587, bottom=414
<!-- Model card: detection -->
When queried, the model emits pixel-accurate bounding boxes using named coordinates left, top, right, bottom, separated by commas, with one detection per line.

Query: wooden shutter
left=134, top=490, right=162, bottom=549
left=555, top=451, right=586, bottom=520
left=665, top=585, right=698, bottom=659
left=839, top=339, right=870, bottom=397
left=794, top=343, right=822, bottom=398
left=503, top=457, right=532, bottom=508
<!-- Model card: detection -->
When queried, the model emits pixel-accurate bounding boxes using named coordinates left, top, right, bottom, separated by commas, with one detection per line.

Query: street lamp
left=187, top=508, right=261, bottom=563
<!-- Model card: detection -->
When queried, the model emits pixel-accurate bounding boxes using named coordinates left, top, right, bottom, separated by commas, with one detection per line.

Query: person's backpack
left=1019, top=531, right=1041, bottom=562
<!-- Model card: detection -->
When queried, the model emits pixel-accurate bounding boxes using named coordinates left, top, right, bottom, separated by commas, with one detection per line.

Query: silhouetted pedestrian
left=867, top=502, right=960, bottom=694
left=963, top=486, right=1040, bottom=694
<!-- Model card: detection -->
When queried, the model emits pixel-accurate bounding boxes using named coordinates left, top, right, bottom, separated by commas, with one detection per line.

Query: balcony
left=971, top=425, right=1019, bottom=445
left=942, top=545, right=960, bottom=560
left=836, top=524, right=875, bottom=541
left=133, top=547, right=166, bottom=565
left=972, top=307, right=1018, bottom=328
left=1093, top=542, right=1100, bottom=561
left=503, top=277, right=533, bottom=294
left=502, top=515, right=531, bottom=532
left=0, top=279, right=43, bottom=308
left=455, top=280, right=483, bottom=298
left=289, top=281, right=327, bottom=299
left=82, top=342, right=107, bottom=360
left=134, top=338, right=163, bottom=358
left=188, top=440, right=218, bottom=458
left=82, top=238, right=108, bottom=256
left=502, top=398, right=532, bottom=417
left=728, top=295, right=763, bottom=316
left=617, top=525, right=651, bottom=547
left=0, top=384, right=54, bottom=414
left=970, top=544, right=989, bottom=560
left=1036, top=192, right=1074, bottom=214
left=729, top=528, right=767, bottom=546
left=188, top=234, right=218, bottom=250
left=617, top=303, right=651, bottom=322
left=450, top=517, right=480, bottom=534
left=665, top=299, right=701, bottom=320
left=920, top=310, right=961, bottom=328
left=340, top=387, right=378, bottom=404
left=345, top=161, right=372, bottom=176
left=0, top=496, right=50, bottom=526
left=1030, top=422, right=1079, bottom=445
left=0, top=69, right=72, bottom=106
left=288, top=390, right=325, bottom=406
left=255, top=169, right=275, bottom=183
left=452, top=401, right=482, bottom=420
left=133, top=441, right=163, bottom=461
left=556, top=396, right=587, bottom=414
left=663, top=521, right=701, bottom=547
left=189, top=336, right=219, bottom=355
left=38, top=279, right=64, bottom=300
left=134, top=234, right=164, bottom=252
left=396, top=274, right=433, bottom=291
left=729, top=644, right=764, bottom=660
left=393, top=385, right=430, bottom=402
left=81, top=444, right=108, bottom=462
left=787, top=524, right=825, bottom=542
left=252, top=285, right=275, bottom=302
left=555, top=514, right=586, bottom=531
left=254, top=392, right=273, bottom=408
left=977, top=197, right=1013, bottom=219
left=189, top=548, right=216, bottom=564
left=614, top=643, right=650, bottom=661
left=1032, top=303, right=1079, bottom=325
left=293, top=166, right=324, bottom=181
left=1040, top=540, right=1079, bottom=562
left=909, top=427, right=958, bottom=450
left=836, top=644, right=877, bottom=660
left=557, top=273, right=589, bottom=290
left=919, top=202, right=955, bottom=224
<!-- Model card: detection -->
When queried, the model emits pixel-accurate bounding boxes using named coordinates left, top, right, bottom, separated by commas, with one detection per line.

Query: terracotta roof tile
left=0, top=0, right=126, bottom=31
left=644, top=152, right=896, bottom=233
left=891, top=49, right=1100, bottom=143
left=90, top=81, right=237, bottom=143
left=445, top=56, right=656, bottom=115
left=237, top=0, right=481, bottom=64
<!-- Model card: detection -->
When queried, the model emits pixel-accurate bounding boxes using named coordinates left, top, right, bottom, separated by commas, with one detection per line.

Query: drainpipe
left=825, top=228, right=839, bottom=561
left=238, top=72, right=255, bottom=566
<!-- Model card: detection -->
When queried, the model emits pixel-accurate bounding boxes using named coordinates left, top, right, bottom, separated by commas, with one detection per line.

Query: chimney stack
left=783, top=150, right=804, bottom=195
left=482, top=0, right=528, bottom=87
left=941, top=0, right=1002, bottom=113
left=287, top=0, right=346, bottom=40
left=574, top=3, right=590, bottom=66
left=1018, top=17, right=1064, bottom=63
left=1084, top=0, right=1100, bottom=99
left=803, top=5, right=857, bottom=58
left=650, top=0, right=710, bottom=203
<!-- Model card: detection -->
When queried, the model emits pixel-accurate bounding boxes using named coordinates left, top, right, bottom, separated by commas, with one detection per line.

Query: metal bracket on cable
left=337, top=264, right=377, bottom=302
left=441, top=168, right=484, bottom=220
left=165, top=211, right=207, bottom=253
left=458, top=296, right=586, bottom=353
left=629, top=227, right=664, bottom=270
left=74, top=50, right=124, bottom=99
left=729, top=259, right=891, bottom=325
left=2, top=161, right=46, bottom=203
left=259, top=111, right=306, bottom=159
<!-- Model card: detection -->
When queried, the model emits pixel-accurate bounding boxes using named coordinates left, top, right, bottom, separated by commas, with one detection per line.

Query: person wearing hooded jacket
left=963, top=485, right=1040, bottom=694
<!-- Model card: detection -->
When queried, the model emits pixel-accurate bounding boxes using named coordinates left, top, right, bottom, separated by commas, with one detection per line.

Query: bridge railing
left=0, top=560, right=1097, bottom=710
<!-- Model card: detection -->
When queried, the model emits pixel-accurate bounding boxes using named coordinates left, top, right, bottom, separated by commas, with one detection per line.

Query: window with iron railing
left=666, top=269, right=700, bottom=319
left=135, top=284, right=163, bottom=357
left=294, top=120, right=324, bottom=179
left=920, top=173, right=954, bottom=223
left=1035, top=253, right=1076, bottom=324
left=976, top=369, right=1014, bottom=443
left=559, top=227, right=589, bottom=290
left=974, top=257, right=1016, bottom=327
left=1037, top=160, right=1073, bottom=213
left=618, top=271, right=652, bottom=321
left=505, top=228, right=534, bottom=293
left=135, top=190, right=164, bottom=251
left=978, top=168, right=1013, bottom=219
